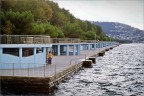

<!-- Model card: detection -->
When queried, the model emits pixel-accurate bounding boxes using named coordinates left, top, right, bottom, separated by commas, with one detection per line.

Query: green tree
left=1, top=20, right=15, bottom=35
left=1, top=10, right=34, bottom=34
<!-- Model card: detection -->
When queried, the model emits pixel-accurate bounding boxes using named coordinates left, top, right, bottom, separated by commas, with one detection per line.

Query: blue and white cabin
left=0, top=35, right=118, bottom=69
left=0, top=35, right=52, bottom=69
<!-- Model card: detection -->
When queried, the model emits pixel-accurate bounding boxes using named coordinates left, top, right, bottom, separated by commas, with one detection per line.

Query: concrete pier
left=0, top=45, right=118, bottom=94
left=82, top=60, right=93, bottom=68
left=98, top=51, right=105, bottom=56
left=105, top=49, right=109, bottom=51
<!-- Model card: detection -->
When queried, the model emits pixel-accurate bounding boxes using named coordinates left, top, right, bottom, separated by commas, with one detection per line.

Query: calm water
left=54, top=43, right=144, bottom=96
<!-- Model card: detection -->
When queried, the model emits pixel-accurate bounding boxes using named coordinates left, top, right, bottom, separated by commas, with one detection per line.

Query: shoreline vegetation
left=1, top=0, right=111, bottom=41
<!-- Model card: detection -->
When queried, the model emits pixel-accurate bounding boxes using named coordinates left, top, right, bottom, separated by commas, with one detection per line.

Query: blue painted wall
left=0, top=52, right=46, bottom=69
left=0, top=44, right=51, bottom=69
left=0, top=42, right=119, bottom=69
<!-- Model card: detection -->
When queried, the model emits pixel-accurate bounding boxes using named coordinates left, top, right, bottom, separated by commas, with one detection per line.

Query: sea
left=54, top=43, right=144, bottom=96
left=1, top=43, right=144, bottom=96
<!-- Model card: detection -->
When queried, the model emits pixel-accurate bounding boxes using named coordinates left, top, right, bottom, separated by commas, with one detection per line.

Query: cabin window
left=3, top=48, right=19, bottom=56
left=22, top=48, right=34, bottom=57
left=36, top=48, right=43, bottom=53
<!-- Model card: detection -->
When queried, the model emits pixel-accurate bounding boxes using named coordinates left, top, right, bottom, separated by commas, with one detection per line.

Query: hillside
left=92, top=22, right=144, bottom=43
left=0, top=0, right=108, bottom=41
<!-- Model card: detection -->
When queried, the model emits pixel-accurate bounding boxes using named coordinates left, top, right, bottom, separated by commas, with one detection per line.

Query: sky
left=52, top=0, right=144, bottom=30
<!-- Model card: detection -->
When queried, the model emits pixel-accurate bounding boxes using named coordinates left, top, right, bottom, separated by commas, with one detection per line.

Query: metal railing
left=0, top=61, right=83, bottom=77
left=0, top=35, right=51, bottom=44
left=51, top=38, right=81, bottom=43
left=51, top=38, right=106, bottom=43
left=0, top=35, right=118, bottom=44
left=81, top=40, right=99, bottom=43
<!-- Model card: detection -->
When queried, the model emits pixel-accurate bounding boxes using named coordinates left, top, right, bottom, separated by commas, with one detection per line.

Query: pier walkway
left=0, top=44, right=118, bottom=94
left=0, top=45, right=116, bottom=77
left=0, top=35, right=119, bottom=94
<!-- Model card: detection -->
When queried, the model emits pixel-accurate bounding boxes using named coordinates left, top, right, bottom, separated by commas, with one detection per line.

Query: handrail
left=0, top=62, right=77, bottom=77
left=0, top=35, right=119, bottom=44
left=0, top=35, right=51, bottom=44
left=51, top=38, right=81, bottom=43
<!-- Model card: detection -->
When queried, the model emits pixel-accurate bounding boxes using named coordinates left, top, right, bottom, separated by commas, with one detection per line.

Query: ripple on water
left=55, top=44, right=144, bottom=96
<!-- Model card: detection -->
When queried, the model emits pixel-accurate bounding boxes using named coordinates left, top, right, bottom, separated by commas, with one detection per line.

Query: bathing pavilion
left=0, top=35, right=119, bottom=94
left=0, top=35, right=117, bottom=69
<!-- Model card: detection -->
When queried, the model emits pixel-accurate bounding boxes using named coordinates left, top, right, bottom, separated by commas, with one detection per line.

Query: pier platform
left=0, top=45, right=117, bottom=94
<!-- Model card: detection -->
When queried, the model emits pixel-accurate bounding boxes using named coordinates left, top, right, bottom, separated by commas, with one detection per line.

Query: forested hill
left=0, top=0, right=108, bottom=41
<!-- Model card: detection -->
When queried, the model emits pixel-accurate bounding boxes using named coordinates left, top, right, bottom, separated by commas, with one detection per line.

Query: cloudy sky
left=52, top=0, right=144, bottom=30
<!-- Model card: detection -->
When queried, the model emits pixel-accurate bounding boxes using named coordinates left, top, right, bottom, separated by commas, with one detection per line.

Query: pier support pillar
left=19, top=48, right=22, bottom=63
left=66, top=45, right=69, bottom=56
left=43, top=47, right=46, bottom=63
left=85, top=45, right=87, bottom=50
left=77, top=45, right=80, bottom=55
left=96, top=43, right=98, bottom=48
left=0, top=48, right=2, bottom=62
left=73, top=45, right=75, bottom=55
left=57, top=45, right=60, bottom=56
left=60, top=45, right=65, bottom=55
left=34, top=47, right=36, bottom=64
left=98, top=43, right=100, bottom=48
left=100, top=43, right=102, bottom=48
left=101, top=43, right=103, bottom=48
left=104, top=43, right=105, bottom=47
left=88, top=44, right=91, bottom=50
left=94, top=43, right=96, bottom=50
left=84, top=44, right=87, bottom=50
